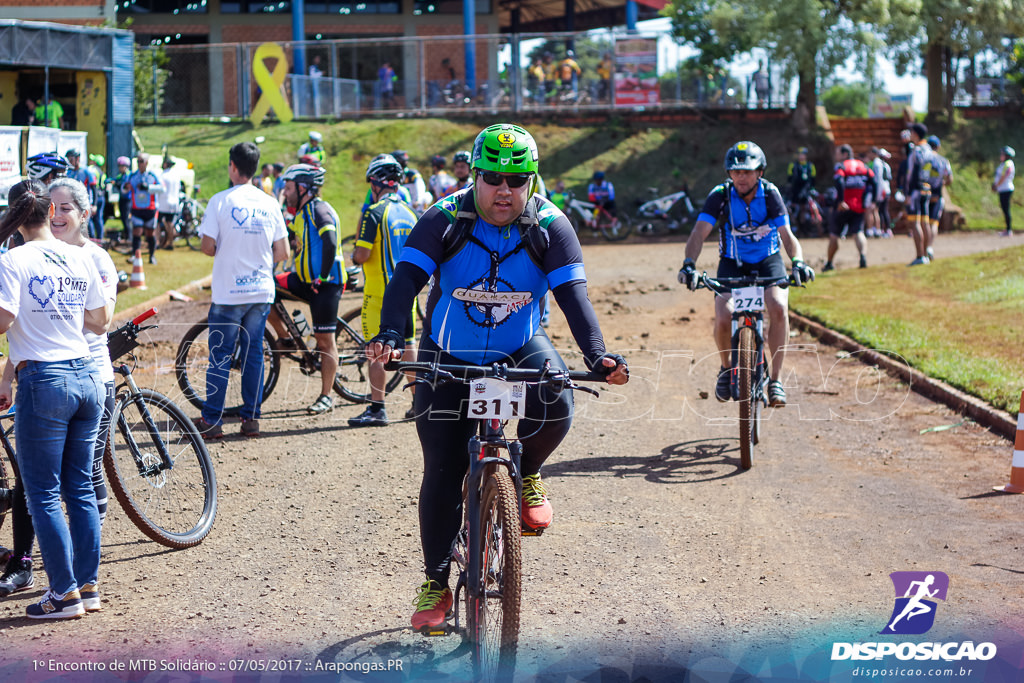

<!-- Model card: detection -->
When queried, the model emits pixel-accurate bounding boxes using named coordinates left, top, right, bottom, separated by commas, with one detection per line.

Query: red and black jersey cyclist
left=267, top=163, right=347, bottom=416
left=824, top=144, right=876, bottom=272
left=678, top=140, right=815, bottom=407
left=366, top=123, right=628, bottom=632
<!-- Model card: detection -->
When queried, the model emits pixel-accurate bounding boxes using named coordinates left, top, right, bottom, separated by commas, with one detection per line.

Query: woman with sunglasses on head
left=366, top=123, right=629, bottom=631
left=0, top=179, right=111, bottom=619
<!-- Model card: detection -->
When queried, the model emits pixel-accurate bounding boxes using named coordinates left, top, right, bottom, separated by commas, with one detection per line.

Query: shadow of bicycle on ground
left=545, top=437, right=746, bottom=484
left=314, top=626, right=478, bottom=681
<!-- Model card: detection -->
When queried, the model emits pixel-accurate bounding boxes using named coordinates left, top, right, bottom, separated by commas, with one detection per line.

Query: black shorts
left=829, top=210, right=865, bottom=237
left=717, top=252, right=787, bottom=283
left=274, top=271, right=343, bottom=334
left=928, top=196, right=944, bottom=222
left=158, top=211, right=176, bottom=224
left=131, top=209, right=157, bottom=229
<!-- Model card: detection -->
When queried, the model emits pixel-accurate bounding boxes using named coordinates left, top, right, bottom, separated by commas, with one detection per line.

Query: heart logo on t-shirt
left=231, top=207, right=249, bottom=226
left=28, top=275, right=56, bottom=309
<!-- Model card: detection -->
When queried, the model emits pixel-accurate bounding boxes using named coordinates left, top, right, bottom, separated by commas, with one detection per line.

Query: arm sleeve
left=356, top=204, right=380, bottom=251
left=314, top=202, right=339, bottom=280
left=551, top=280, right=606, bottom=366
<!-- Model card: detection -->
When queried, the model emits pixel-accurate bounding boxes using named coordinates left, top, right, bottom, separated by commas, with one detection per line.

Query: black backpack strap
left=516, top=196, right=549, bottom=268
left=440, top=188, right=478, bottom=263
left=440, top=189, right=549, bottom=267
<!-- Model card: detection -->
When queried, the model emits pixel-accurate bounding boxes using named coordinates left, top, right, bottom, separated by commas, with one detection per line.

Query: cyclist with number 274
left=366, top=123, right=629, bottom=632
left=678, top=141, right=815, bottom=407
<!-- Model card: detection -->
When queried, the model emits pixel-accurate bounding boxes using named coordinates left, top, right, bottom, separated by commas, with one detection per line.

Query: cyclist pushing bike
left=267, top=163, right=346, bottom=415
left=366, top=123, right=628, bottom=632
left=678, top=141, right=814, bottom=407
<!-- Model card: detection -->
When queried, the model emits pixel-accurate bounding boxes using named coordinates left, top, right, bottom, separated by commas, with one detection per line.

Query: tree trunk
left=926, top=41, right=945, bottom=116
left=792, top=68, right=817, bottom=134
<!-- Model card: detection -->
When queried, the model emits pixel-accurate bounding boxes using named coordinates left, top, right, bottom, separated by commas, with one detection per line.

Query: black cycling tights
left=1000, top=191, right=1013, bottom=232
left=414, top=331, right=573, bottom=586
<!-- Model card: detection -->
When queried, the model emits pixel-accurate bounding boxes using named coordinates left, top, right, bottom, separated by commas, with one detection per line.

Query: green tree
left=821, top=82, right=871, bottom=118
left=664, top=0, right=921, bottom=130
left=135, top=44, right=171, bottom=121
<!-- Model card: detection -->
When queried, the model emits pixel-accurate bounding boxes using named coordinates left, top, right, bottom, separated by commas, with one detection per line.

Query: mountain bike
left=633, top=186, right=697, bottom=236
left=170, top=187, right=205, bottom=251
left=104, top=308, right=218, bottom=548
left=390, top=359, right=603, bottom=680
left=564, top=192, right=633, bottom=241
left=787, top=191, right=824, bottom=238
left=175, top=300, right=404, bottom=416
left=696, top=272, right=799, bottom=470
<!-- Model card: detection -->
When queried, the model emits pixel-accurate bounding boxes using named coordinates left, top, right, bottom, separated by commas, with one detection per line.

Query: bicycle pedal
left=520, top=526, right=545, bottom=537
left=419, top=624, right=452, bottom=637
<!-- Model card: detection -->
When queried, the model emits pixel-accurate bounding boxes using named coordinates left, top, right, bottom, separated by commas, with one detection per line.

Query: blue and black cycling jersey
left=697, top=179, right=789, bottom=265
left=380, top=188, right=606, bottom=365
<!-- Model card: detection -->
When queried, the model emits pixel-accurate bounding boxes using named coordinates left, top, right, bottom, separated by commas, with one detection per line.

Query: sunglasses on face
left=477, top=171, right=532, bottom=189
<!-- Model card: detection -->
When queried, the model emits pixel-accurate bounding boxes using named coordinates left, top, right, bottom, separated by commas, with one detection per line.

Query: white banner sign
left=0, top=127, right=23, bottom=207
left=59, top=131, right=88, bottom=160
left=26, top=126, right=61, bottom=158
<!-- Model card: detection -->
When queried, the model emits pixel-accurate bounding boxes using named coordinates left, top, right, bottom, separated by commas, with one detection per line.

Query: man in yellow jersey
left=349, top=154, right=418, bottom=426
left=269, top=163, right=346, bottom=415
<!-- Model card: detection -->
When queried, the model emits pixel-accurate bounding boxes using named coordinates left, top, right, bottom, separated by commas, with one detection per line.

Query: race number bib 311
left=467, top=378, right=526, bottom=419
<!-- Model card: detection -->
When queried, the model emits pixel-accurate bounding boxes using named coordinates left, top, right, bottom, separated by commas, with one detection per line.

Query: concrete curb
left=789, top=311, right=1017, bottom=441
left=114, top=275, right=213, bottom=325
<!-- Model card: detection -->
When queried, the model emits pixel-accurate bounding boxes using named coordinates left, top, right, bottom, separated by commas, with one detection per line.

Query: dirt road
left=1, top=233, right=1021, bottom=682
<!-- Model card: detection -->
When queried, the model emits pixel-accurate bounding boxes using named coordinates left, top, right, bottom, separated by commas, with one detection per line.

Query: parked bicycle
left=633, top=185, right=697, bottom=235
left=388, top=359, right=604, bottom=680
left=695, top=272, right=801, bottom=470
left=170, top=183, right=205, bottom=250
left=787, top=191, right=824, bottom=238
left=175, top=298, right=404, bottom=417
left=563, top=191, right=633, bottom=241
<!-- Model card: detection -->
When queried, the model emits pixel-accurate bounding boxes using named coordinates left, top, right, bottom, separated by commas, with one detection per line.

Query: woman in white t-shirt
left=50, top=177, right=119, bottom=529
left=993, top=145, right=1016, bottom=236
left=0, top=179, right=111, bottom=620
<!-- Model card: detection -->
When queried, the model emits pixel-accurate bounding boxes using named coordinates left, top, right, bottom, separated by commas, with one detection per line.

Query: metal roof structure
left=499, top=0, right=669, bottom=33
left=0, top=19, right=134, bottom=71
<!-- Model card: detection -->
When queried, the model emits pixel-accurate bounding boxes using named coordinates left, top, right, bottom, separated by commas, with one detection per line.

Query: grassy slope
left=790, top=246, right=1024, bottom=413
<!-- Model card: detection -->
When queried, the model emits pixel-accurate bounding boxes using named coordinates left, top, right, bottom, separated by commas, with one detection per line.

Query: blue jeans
left=91, top=196, right=105, bottom=241
left=15, top=358, right=103, bottom=596
left=203, top=302, right=271, bottom=424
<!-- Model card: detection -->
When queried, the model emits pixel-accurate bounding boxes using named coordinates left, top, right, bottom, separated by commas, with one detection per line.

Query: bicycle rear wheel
left=175, top=320, right=280, bottom=415
left=105, top=388, right=217, bottom=548
left=737, top=326, right=756, bottom=469
left=333, top=307, right=404, bottom=404
left=469, top=470, right=521, bottom=681
left=0, top=441, right=10, bottom=531
left=598, top=211, right=633, bottom=241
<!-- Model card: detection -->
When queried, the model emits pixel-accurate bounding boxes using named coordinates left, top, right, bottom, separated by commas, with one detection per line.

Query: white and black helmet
left=26, top=152, right=70, bottom=181
left=366, top=154, right=403, bottom=186
left=282, top=163, right=325, bottom=188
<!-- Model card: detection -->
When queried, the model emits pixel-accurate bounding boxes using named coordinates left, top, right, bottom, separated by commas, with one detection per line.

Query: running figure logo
left=880, top=571, right=949, bottom=635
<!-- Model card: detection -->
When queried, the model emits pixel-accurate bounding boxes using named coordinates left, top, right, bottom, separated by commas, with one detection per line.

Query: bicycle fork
left=116, top=367, right=175, bottom=477
left=729, top=316, right=767, bottom=402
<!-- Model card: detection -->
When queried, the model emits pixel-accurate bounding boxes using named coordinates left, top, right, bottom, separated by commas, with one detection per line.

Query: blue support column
left=463, top=0, right=476, bottom=94
left=292, top=0, right=306, bottom=75
left=626, top=0, right=637, bottom=30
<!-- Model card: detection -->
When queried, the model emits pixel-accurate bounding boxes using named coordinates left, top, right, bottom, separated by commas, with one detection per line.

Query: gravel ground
left=0, top=232, right=1021, bottom=683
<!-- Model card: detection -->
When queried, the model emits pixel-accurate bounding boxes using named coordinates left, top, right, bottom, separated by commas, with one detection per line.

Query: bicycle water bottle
left=291, top=310, right=311, bottom=337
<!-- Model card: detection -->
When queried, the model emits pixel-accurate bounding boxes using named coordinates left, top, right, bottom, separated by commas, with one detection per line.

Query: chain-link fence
left=141, top=29, right=795, bottom=120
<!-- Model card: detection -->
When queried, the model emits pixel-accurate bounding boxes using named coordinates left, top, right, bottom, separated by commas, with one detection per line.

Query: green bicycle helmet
left=471, top=124, right=539, bottom=175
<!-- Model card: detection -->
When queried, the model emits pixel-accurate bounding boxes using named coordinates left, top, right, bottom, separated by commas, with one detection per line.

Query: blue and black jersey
left=697, top=180, right=789, bottom=265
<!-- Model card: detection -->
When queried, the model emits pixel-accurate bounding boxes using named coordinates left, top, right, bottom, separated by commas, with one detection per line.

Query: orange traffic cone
left=994, top=390, right=1024, bottom=494
left=129, top=249, right=147, bottom=290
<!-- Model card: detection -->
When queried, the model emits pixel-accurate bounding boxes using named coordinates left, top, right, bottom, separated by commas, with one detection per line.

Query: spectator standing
left=378, top=62, right=396, bottom=109
left=36, top=95, right=63, bottom=129
left=824, top=144, right=875, bottom=271
left=0, top=179, right=110, bottom=619
left=10, top=97, right=35, bottom=126
left=994, top=145, right=1015, bottom=237
left=786, top=147, right=816, bottom=205
left=542, top=52, right=558, bottom=102
left=194, top=142, right=289, bottom=439
left=866, top=148, right=893, bottom=238
left=597, top=53, right=614, bottom=102
left=297, top=131, right=325, bottom=165
left=308, top=55, right=324, bottom=78
left=752, top=60, right=770, bottom=107
left=87, top=155, right=107, bottom=242
left=156, top=156, right=181, bottom=250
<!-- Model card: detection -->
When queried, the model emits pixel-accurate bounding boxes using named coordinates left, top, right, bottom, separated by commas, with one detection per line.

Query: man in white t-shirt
left=196, top=142, right=289, bottom=439
left=156, top=156, right=182, bottom=250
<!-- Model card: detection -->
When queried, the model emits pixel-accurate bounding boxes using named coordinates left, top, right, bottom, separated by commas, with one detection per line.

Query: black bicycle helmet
left=26, top=152, right=70, bottom=181
left=366, top=154, right=403, bottom=186
left=724, top=141, right=767, bottom=172
left=281, top=163, right=325, bottom=188
left=592, top=170, right=605, bottom=181
left=431, top=154, right=446, bottom=168
left=391, top=149, right=409, bottom=168
left=1003, top=145, right=1016, bottom=159
left=452, top=150, right=471, bottom=165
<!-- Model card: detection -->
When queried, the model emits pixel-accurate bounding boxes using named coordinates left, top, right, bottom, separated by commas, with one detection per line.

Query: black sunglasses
left=477, top=171, right=532, bottom=189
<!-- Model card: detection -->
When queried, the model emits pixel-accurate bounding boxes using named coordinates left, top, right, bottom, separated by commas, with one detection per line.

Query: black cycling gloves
left=791, top=259, right=815, bottom=287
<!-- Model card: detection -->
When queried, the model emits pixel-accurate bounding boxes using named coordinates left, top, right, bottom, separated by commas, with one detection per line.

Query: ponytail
left=0, top=179, right=50, bottom=244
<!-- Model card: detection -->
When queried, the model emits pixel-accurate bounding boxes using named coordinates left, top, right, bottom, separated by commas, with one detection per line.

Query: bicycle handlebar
left=384, top=359, right=608, bottom=390
left=132, top=308, right=158, bottom=326
left=697, top=272, right=797, bottom=294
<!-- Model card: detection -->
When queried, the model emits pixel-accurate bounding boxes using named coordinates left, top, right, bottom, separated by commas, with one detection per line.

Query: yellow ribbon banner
left=250, top=42, right=294, bottom=127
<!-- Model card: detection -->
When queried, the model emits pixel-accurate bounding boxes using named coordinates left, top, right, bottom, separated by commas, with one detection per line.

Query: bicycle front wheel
left=737, top=326, right=756, bottom=470
left=469, top=470, right=521, bottom=680
left=598, top=211, right=633, bottom=241
left=175, top=320, right=280, bottom=415
left=105, top=388, right=217, bottom=548
left=333, top=308, right=404, bottom=404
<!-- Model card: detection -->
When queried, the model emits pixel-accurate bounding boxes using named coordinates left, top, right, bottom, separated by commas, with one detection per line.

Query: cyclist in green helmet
left=366, top=123, right=629, bottom=632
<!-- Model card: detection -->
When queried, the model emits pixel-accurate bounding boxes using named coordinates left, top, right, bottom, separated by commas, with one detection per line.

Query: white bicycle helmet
left=282, top=163, right=325, bottom=188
